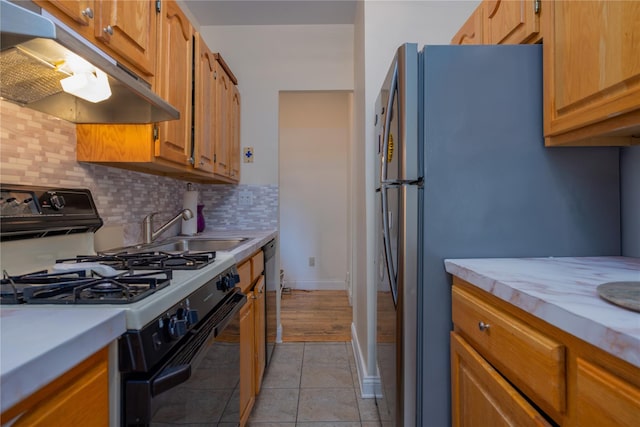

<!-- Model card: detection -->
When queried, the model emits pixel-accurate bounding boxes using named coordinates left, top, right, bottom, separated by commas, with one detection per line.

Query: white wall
left=199, top=25, right=354, bottom=185
left=279, top=91, right=351, bottom=290
left=352, top=0, right=480, bottom=385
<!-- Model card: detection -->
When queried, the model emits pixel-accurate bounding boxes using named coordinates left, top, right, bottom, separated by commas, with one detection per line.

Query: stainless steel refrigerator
left=374, top=44, right=621, bottom=426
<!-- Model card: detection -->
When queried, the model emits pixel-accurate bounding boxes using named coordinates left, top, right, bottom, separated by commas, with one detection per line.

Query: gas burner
left=57, top=251, right=216, bottom=271
left=1, top=270, right=172, bottom=305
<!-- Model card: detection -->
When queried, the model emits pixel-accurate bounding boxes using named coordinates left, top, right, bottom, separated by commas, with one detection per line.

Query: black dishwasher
left=262, top=239, right=277, bottom=367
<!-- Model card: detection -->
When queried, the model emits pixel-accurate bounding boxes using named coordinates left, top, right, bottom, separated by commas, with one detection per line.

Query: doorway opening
left=278, top=90, right=353, bottom=318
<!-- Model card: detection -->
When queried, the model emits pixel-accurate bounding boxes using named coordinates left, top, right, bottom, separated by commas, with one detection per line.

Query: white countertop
left=444, top=257, right=640, bottom=368
left=0, top=307, right=126, bottom=413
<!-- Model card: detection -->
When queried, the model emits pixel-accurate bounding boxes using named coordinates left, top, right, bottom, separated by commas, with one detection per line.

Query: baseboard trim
left=351, top=322, right=380, bottom=398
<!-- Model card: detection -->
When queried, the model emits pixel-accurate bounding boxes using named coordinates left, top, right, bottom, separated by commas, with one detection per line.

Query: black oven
left=120, top=272, right=245, bottom=426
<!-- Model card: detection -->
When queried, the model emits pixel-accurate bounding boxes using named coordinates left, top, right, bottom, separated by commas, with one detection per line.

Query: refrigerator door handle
left=381, top=178, right=424, bottom=187
left=381, top=62, right=398, bottom=184
left=381, top=183, right=398, bottom=304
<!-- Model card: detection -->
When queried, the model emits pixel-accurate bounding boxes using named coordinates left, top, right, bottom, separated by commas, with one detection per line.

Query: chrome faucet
left=142, top=209, right=193, bottom=244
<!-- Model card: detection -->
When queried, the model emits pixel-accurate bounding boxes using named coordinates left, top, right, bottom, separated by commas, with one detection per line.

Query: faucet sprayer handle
left=182, top=209, right=194, bottom=220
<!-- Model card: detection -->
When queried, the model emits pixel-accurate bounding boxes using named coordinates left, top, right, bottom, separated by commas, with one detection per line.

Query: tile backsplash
left=0, top=100, right=277, bottom=245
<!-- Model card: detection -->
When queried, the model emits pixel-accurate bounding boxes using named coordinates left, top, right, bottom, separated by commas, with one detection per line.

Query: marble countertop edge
left=444, top=257, right=640, bottom=368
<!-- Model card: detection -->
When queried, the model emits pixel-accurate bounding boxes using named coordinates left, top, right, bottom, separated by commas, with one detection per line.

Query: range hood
left=0, top=0, right=179, bottom=123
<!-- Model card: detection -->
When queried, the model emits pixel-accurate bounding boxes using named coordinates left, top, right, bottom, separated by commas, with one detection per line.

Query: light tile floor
left=248, top=342, right=381, bottom=427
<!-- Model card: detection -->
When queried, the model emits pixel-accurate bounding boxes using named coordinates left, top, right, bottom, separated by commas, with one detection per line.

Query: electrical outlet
left=308, top=257, right=315, bottom=267
left=238, top=190, right=253, bottom=206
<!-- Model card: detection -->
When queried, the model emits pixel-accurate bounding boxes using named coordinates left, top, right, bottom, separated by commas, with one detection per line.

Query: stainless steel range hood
left=0, top=0, right=179, bottom=123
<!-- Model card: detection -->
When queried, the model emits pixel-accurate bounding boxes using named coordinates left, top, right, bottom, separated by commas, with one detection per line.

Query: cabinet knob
left=104, top=25, right=114, bottom=36
left=478, top=321, right=491, bottom=332
left=81, top=7, right=93, bottom=18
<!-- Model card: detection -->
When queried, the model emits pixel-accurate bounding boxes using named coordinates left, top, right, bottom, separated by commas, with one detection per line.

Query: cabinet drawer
left=452, top=286, right=565, bottom=414
left=575, top=358, right=640, bottom=427
left=237, top=260, right=252, bottom=294
left=251, top=251, right=264, bottom=281
left=451, top=332, right=552, bottom=427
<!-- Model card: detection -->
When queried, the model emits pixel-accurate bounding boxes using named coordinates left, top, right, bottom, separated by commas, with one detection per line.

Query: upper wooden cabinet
left=212, top=55, right=241, bottom=183
left=213, top=59, right=231, bottom=178
left=229, top=84, right=242, bottom=180
left=451, top=5, right=484, bottom=45
left=94, top=0, right=158, bottom=76
left=484, top=0, right=540, bottom=44
left=544, top=0, right=640, bottom=146
left=155, top=0, right=193, bottom=166
left=34, top=0, right=157, bottom=80
left=76, top=2, right=242, bottom=184
left=194, top=34, right=216, bottom=174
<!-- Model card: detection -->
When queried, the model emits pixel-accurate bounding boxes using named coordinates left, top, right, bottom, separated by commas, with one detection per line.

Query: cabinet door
left=193, top=34, right=216, bottom=173
left=484, top=0, right=540, bottom=44
left=33, top=1, right=95, bottom=39
left=575, top=358, right=640, bottom=427
left=155, top=0, right=192, bottom=166
left=451, top=5, right=484, bottom=45
left=544, top=0, right=640, bottom=145
left=3, top=347, right=109, bottom=427
left=452, top=286, right=565, bottom=416
left=94, top=0, right=157, bottom=76
left=229, top=84, right=241, bottom=181
left=253, top=275, right=266, bottom=394
left=213, top=61, right=231, bottom=177
left=239, top=294, right=255, bottom=425
left=451, top=332, right=552, bottom=427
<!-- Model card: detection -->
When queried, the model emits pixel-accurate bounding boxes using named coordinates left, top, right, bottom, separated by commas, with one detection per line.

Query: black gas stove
left=0, top=184, right=246, bottom=427
left=0, top=269, right=172, bottom=305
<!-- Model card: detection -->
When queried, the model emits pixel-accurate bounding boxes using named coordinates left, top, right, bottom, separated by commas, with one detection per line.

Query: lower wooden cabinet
left=575, top=358, right=640, bottom=427
left=1, top=347, right=109, bottom=426
left=237, top=250, right=267, bottom=425
left=253, top=275, right=266, bottom=394
left=239, top=292, right=255, bottom=426
left=451, top=278, right=640, bottom=426
left=451, top=332, right=551, bottom=427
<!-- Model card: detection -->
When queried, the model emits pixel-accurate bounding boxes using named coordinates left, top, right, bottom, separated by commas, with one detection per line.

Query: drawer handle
left=478, top=321, right=491, bottom=332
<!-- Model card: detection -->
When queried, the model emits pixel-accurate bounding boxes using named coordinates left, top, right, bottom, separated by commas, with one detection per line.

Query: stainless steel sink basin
left=100, top=237, right=250, bottom=255
left=147, top=237, right=249, bottom=253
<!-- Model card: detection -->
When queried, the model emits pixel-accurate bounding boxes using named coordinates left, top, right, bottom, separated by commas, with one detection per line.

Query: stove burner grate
left=1, top=270, right=172, bottom=305
left=57, top=251, right=216, bottom=270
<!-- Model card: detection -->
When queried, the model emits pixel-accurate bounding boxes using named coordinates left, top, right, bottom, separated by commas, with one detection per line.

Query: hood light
left=60, top=68, right=112, bottom=103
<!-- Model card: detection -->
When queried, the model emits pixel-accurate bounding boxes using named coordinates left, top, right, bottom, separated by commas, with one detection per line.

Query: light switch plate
left=243, top=147, right=254, bottom=163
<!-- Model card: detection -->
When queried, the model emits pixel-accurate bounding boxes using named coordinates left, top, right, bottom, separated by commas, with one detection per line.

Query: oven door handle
left=151, top=363, right=191, bottom=396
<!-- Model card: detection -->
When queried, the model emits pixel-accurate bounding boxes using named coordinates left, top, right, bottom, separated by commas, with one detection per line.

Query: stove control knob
left=167, top=316, right=187, bottom=339
left=49, top=194, right=65, bottom=210
left=186, top=309, right=199, bottom=326
left=217, top=275, right=232, bottom=292
left=177, top=307, right=199, bottom=328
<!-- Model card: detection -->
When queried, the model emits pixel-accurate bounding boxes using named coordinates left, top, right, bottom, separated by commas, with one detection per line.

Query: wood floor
left=267, top=290, right=352, bottom=342
left=266, top=289, right=396, bottom=343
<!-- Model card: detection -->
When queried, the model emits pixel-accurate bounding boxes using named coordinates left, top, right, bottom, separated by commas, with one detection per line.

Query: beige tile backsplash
left=0, top=100, right=277, bottom=247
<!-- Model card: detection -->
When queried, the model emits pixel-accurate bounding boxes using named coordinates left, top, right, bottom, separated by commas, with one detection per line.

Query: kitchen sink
left=146, top=237, right=250, bottom=253
left=100, top=237, right=250, bottom=255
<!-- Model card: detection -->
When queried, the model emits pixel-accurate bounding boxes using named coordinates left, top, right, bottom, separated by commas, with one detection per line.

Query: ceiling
left=181, top=0, right=358, bottom=26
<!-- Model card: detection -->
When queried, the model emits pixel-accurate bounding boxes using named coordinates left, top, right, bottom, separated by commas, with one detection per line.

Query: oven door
left=123, top=289, right=246, bottom=426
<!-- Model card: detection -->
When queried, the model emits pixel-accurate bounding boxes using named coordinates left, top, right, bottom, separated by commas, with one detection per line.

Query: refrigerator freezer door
left=375, top=43, right=420, bottom=427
